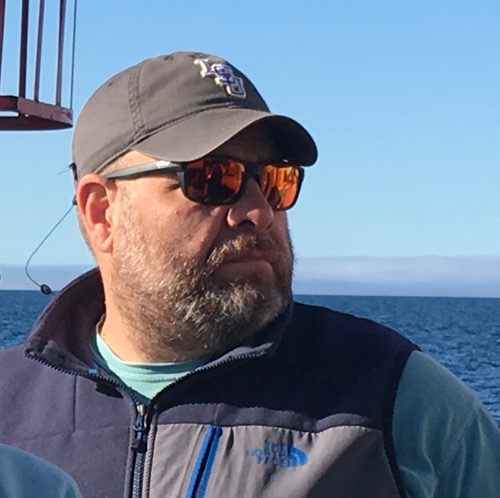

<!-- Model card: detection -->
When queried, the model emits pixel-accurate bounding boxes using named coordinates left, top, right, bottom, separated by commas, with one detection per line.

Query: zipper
left=123, top=353, right=263, bottom=498
left=185, top=425, right=223, bottom=498
left=26, top=345, right=270, bottom=497
left=25, top=351, right=152, bottom=498
left=130, top=403, right=150, bottom=498
left=154, top=350, right=263, bottom=393
left=25, top=349, right=146, bottom=404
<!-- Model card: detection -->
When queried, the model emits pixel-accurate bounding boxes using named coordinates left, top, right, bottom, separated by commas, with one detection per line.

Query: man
left=0, top=444, right=82, bottom=497
left=0, top=51, right=498, bottom=497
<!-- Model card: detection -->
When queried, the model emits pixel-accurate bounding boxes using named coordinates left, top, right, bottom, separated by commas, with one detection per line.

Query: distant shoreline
left=1, top=256, right=499, bottom=298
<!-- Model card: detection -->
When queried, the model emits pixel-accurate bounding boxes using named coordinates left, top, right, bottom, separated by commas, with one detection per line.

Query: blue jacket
left=0, top=269, right=422, bottom=497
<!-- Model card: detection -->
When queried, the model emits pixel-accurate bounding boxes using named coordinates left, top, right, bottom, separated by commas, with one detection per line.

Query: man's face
left=108, top=125, right=295, bottom=361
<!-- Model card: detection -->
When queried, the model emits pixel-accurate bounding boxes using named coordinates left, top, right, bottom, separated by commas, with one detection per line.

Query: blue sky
left=1, top=1, right=499, bottom=288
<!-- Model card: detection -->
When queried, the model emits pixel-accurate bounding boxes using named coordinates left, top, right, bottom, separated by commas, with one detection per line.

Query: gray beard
left=110, top=233, right=293, bottom=361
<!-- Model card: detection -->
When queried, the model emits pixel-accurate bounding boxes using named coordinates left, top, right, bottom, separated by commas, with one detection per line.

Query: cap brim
left=132, top=108, right=317, bottom=166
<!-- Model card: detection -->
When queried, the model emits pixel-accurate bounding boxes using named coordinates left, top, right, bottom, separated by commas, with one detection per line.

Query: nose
left=226, top=178, right=274, bottom=231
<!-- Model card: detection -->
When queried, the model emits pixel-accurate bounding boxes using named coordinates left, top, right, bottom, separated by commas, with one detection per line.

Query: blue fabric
left=92, top=310, right=500, bottom=497
left=0, top=444, right=82, bottom=498
left=185, top=425, right=223, bottom=498
left=91, top=331, right=205, bottom=400
left=2, top=267, right=497, bottom=497
left=196, top=426, right=223, bottom=498
left=394, top=351, right=500, bottom=497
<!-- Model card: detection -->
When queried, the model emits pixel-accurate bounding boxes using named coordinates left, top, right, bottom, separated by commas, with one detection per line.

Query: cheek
left=272, top=213, right=291, bottom=246
left=166, top=206, right=226, bottom=255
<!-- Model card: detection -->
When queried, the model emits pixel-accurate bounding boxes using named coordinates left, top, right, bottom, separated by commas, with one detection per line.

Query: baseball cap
left=72, top=51, right=317, bottom=179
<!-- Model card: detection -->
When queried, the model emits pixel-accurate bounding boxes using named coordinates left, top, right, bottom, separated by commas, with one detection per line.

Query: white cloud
left=293, top=256, right=500, bottom=297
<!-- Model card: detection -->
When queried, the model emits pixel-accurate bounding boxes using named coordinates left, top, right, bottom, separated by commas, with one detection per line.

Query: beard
left=109, top=203, right=293, bottom=361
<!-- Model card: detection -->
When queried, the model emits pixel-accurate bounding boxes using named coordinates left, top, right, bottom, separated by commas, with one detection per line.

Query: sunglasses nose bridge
left=239, top=173, right=275, bottom=211
left=242, top=163, right=265, bottom=188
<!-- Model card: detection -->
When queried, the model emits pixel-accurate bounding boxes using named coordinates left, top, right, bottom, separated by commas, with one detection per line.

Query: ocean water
left=0, top=290, right=498, bottom=421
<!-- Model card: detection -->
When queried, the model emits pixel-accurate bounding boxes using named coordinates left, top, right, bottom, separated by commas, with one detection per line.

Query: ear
left=76, top=174, right=117, bottom=253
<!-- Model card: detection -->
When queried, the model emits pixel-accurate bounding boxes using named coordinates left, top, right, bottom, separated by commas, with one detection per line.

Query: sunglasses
left=104, top=156, right=304, bottom=210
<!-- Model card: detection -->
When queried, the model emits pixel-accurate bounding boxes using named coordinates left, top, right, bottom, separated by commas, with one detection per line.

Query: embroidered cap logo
left=194, top=59, right=247, bottom=98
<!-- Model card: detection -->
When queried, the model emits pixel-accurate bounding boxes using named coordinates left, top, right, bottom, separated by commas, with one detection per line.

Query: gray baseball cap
left=72, top=51, right=317, bottom=179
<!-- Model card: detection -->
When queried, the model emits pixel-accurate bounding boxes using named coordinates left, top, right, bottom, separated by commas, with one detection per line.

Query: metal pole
left=55, top=0, right=67, bottom=105
left=69, top=0, right=77, bottom=108
left=33, top=0, right=45, bottom=101
left=0, top=0, right=6, bottom=91
left=19, top=0, right=29, bottom=98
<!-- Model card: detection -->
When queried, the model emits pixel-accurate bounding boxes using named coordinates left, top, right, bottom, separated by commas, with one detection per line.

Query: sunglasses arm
left=104, top=160, right=182, bottom=180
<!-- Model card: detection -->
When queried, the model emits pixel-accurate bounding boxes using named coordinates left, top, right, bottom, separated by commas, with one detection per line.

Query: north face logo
left=246, top=441, right=308, bottom=467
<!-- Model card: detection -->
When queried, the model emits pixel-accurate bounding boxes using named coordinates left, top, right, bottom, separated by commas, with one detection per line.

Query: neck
left=99, top=298, right=191, bottom=363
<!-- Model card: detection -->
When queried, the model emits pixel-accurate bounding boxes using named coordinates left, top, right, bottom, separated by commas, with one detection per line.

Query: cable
left=24, top=204, right=75, bottom=294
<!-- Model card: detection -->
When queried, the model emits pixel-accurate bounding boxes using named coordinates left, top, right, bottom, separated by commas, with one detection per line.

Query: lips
left=207, top=234, right=280, bottom=268
left=222, top=251, right=272, bottom=265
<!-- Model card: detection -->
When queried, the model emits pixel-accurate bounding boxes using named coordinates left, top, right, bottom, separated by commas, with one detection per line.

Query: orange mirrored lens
left=184, top=159, right=301, bottom=209
left=185, top=158, right=243, bottom=203
left=260, top=165, right=301, bottom=209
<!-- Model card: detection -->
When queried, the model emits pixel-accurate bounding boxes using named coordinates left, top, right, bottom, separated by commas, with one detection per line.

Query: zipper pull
left=131, top=404, right=149, bottom=454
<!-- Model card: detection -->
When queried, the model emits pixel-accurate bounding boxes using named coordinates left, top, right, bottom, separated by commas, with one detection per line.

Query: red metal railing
left=0, top=0, right=76, bottom=130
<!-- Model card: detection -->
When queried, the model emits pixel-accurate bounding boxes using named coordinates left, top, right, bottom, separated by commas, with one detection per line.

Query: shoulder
left=289, top=301, right=417, bottom=353
left=285, top=302, right=418, bottom=424
left=394, top=351, right=500, bottom=497
left=0, top=345, right=36, bottom=381
left=0, top=344, right=25, bottom=360
left=0, top=344, right=56, bottom=392
left=0, top=444, right=82, bottom=497
left=291, top=300, right=401, bottom=334
left=0, top=344, right=79, bottom=446
left=396, top=351, right=480, bottom=409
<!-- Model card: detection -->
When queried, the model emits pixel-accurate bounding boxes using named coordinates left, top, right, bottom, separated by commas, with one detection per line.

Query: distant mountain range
left=1, top=256, right=499, bottom=297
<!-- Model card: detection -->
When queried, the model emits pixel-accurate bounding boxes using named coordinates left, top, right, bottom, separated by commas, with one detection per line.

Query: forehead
left=211, top=124, right=281, bottom=162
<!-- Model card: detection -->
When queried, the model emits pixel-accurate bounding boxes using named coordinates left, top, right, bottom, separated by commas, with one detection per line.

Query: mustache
left=206, top=234, right=283, bottom=267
